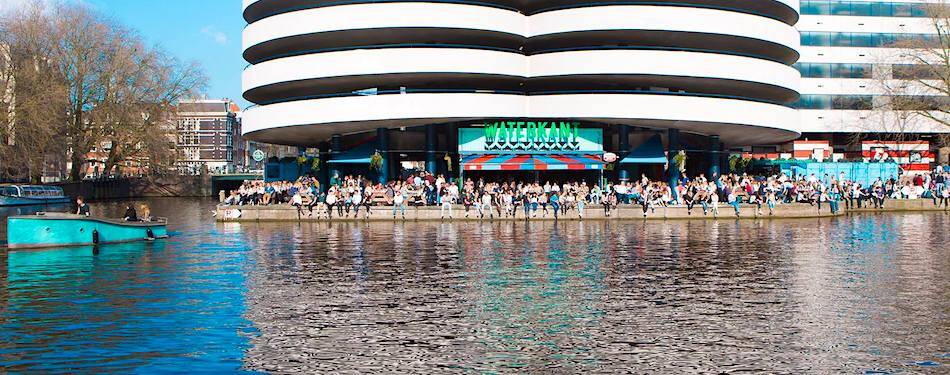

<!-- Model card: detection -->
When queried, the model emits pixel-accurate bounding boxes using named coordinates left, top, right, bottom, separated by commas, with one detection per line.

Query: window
left=801, top=32, right=937, bottom=47
left=794, top=95, right=872, bottom=109
left=800, top=1, right=935, bottom=17
left=892, top=64, right=945, bottom=80
left=795, top=63, right=873, bottom=78
left=833, top=95, right=872, bottom=110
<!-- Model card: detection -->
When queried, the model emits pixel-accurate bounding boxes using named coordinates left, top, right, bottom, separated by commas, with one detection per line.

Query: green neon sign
left=459, top=122, right=603, bottom=154
left=482, top=121, right=581, bottom=151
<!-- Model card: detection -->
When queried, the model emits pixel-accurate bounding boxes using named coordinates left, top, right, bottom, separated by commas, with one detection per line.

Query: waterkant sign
left=459, top=121, right=603, bottom=154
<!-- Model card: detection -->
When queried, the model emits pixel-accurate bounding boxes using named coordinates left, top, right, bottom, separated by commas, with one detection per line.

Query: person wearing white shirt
left=440, top=190, right=454, bottom=220
left=481, top=192, right=494, bottom=219
left=325, top=190, right=338, bottom=218
left=351, top=190, right=363, bottom=218
left=393, top=186, right=407, bottom=219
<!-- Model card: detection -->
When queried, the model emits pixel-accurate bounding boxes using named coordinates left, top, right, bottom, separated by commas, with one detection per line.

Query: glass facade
left=801, top=32, right=938, bottom=47
left=794, top=95, right=873, bottom=109
left=800, top=1, right=931, bottom=17
left=796, top=95, right=950, bottom=110
left=892, top=64, right=945, bottom=80
left=795, top=63, right=873, bottom=78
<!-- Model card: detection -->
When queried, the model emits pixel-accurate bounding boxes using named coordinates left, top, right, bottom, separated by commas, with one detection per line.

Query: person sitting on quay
left=221, top=165, right=950, bottom=220
left=440, top=188, right=454, bottom=220
left=393, top=184, right=407, bottom=220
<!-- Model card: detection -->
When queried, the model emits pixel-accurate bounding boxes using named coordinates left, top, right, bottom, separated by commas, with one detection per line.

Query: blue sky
left=83, top=0, right=249, bottom=108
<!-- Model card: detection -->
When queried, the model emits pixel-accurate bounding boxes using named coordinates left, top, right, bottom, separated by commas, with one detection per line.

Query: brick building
left=176, top=99, right=245, bottom=174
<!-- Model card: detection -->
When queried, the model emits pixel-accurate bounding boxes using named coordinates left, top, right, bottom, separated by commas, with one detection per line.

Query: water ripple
left=1, top=200, right=947, bottom=373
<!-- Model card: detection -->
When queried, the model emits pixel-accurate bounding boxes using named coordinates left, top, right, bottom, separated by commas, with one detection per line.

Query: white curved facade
left=527, top=5, right=800, bottom=49
left=242, top=0, right=803, bottom=146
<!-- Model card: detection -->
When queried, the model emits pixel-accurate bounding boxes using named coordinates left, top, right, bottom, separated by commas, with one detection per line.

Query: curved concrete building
left=242, top=0, right=803, bottom=182
left=242, top=0, right=801, bottom=143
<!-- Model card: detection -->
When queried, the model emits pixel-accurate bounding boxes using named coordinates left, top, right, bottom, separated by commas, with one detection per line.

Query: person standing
left=829, top=185, right=840, bottom=214
left=521, top=192, right=531, bottom=220
left=939, top=183, right=950, bottom=209
left=766, top=190, right=777, bottom=216
left=709, top=185, right=720, bottom=218
left=576, top=192, right=585, bottom=219
left=530, top=193, right=539, bottom=218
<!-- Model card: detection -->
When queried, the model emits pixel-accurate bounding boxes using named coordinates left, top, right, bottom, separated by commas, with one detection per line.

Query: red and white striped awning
left=462, top=154, right=604, bottom=171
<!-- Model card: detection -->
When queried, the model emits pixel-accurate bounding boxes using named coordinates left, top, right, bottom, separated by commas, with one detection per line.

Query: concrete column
left=318, top=141, right=330, bottom=190
left=708, top=135, right=721, bottom=180
left=618, top=125, right=630, bottom=181
left=377, top=127, right=389, bottom=184
left=296, top=146, right=307, bottom=179
left=447, top=123, right=459, bottom=181
left=330, top=134, right=341, bottom=186
left=425, top=124, right=437, bottom=174
left=668, top=129, right=680, bottom=196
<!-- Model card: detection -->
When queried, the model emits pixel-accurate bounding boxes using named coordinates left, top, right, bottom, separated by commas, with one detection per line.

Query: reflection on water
left=239, top=215, right=948, bottom=373
left=0, top=199, right=258, bottom=373
left=1, top=199, right=948, bottom=372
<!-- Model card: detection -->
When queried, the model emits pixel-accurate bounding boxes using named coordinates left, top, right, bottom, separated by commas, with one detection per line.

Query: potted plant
left=672, top=151, right=687, bottom=174
left=310, top=157, right=320, bottom=173
left=369, top=152, right=383, bottom=171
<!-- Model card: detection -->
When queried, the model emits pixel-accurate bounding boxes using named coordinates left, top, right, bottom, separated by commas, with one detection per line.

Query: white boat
left=0, top=185, right=72, bottom=207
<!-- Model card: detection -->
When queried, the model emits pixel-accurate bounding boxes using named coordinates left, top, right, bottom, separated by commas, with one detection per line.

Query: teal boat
left=5, top=213, right=168, bottom=249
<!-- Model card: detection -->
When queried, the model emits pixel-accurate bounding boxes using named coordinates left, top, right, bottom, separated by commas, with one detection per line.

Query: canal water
left=0, top=198, right=947, bottom=373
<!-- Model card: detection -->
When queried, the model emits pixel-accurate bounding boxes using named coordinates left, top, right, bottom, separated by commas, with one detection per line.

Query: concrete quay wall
left=214, top=198, right=940, bottom=222
left=215, top=199, right=948, bottom=222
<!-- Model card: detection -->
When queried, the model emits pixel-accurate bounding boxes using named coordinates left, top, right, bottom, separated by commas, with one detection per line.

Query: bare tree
left=0, top=1, right=206, bottom=181
left=93, top=36, right=205, bottom=176
left=879, top=1, right=950, bottom=130
left=0, top=3, right=68, bottom=182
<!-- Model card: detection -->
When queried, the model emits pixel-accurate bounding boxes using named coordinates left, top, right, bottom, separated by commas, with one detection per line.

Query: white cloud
left=201, top=26, right=228, bottom=45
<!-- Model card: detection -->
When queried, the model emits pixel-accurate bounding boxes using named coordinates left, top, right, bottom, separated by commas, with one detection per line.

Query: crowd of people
left=221, top=167, right=950, bottom=219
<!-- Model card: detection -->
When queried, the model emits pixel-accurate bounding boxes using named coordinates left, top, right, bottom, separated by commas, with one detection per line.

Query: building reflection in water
left=237, top=214, right=948, bottom=373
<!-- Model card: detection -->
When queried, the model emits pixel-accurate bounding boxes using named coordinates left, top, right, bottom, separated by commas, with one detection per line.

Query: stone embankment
left=215, top=199, right=948, bottom=222
left=55, top=175, right=212, bottom=200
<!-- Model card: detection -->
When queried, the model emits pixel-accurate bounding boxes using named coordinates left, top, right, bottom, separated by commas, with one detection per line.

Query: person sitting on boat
left=140, top=204, right=152, bottom=222
left=123, top=204, right=138, bottom=221
left=76, top=196, right=90, bottom=217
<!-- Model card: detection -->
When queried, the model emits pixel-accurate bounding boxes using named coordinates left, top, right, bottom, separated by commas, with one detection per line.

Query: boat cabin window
left=0, top=186, right=17, bottom=196
left=21, top=186, right=39, bottom=197
left=18, top=186, right=61, bottom=197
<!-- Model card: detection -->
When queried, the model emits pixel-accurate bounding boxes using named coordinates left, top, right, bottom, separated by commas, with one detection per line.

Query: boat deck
left=24, top=212, right=168, bottom=226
